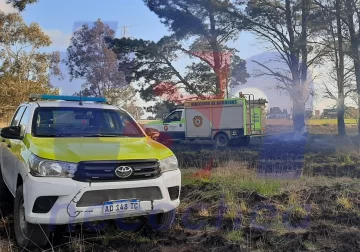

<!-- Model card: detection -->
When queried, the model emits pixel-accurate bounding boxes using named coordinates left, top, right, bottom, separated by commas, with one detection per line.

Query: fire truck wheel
left=215, top=133, right=229, bottom=148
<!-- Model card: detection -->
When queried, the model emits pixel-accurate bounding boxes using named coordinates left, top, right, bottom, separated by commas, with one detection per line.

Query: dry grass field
left=267, top=118, right=358, bottom=126
left=0, top=119, right=360, bottom=251
left=0, top=118, right=356, bottom=129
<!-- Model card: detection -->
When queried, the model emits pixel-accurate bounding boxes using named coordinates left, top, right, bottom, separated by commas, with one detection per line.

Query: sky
left=0, top=0, right=345, bottom=116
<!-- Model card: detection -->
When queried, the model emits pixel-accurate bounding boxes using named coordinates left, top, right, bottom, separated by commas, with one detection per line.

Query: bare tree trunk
left=336, top=0, right=346, bottom=136
left=345, top=0, right=360, bottom=134
left=292, top=80, right=306, bottom=133
left=337, top=94, right=346, bottom=134
left=209, top=6, right=223, bottom=99
left=298, top=0, right=309, bottom=134
left=286, top=0, right=306, bottom=133
left=212, top=50, right=223, bottom=98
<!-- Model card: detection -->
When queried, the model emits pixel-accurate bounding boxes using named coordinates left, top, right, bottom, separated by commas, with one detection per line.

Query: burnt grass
left=0, top=125, right=360, bottom=251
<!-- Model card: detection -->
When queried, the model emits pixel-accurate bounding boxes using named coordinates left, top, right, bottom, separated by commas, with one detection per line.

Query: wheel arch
left=213, top=131, right=229, bottom=140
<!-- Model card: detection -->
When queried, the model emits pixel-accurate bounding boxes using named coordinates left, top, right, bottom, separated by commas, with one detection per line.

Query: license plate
left=103, top=199, right=140, bottom=214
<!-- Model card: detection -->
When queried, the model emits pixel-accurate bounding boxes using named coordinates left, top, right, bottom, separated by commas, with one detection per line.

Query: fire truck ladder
left=241, top=94, right=255, bottom=135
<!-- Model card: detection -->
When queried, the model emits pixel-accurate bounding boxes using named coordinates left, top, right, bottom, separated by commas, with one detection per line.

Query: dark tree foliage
left=143, top=0, right=246, bottom=98
left=108, top=0, right=249, bottom=105
left=145, top=101, right=177, bottom=119
left=6, top=0, right=37, bottom=11
left=109, top=36, right=249, bottom=103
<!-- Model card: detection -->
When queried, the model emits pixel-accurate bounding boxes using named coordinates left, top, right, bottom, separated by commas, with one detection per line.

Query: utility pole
left=121, top=26, right=128, bottom=38
left=118, top=25, right=135, bottom=38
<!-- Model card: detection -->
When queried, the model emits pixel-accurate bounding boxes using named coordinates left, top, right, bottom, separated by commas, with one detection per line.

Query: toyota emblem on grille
left=115, top=166, right=134, bottom=178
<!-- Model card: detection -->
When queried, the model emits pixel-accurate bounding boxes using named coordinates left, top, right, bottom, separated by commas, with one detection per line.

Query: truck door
left=185, top=108, right=211, bottom=138
left=251, top=107, right=262, bottom=134
left=163, top=110, right=185, bottom=140
left=1, top=105, right=26, bottom=194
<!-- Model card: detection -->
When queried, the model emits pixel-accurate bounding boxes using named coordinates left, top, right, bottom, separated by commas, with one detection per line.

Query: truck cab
left=162, top=109, right=186, bottom=140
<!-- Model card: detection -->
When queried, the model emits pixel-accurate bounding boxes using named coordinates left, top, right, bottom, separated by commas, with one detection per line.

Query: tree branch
left=161, top=55, right=205, bottom=98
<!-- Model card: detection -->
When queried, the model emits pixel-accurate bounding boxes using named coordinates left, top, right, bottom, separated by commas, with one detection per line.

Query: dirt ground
left=0, top=125, right=360, bottom=251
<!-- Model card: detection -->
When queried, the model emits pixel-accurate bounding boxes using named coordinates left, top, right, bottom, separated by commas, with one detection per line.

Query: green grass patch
left=226, top=230, right=244, bottom=243
left=182, top=164, right=282, bottom=197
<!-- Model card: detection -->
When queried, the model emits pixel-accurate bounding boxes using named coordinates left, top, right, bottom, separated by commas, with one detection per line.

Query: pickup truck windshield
left=31, top=107, right=145, bottom=138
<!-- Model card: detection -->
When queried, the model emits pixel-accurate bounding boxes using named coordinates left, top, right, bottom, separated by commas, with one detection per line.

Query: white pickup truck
left=0, top=94, right=181, bottom=249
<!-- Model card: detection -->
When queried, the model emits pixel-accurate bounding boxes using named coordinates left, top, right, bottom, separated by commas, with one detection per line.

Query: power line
left=117, top=23, right=157, bottom=39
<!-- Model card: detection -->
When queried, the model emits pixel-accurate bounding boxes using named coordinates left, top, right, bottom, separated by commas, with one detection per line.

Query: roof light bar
left=29, top=94, right=109, bottom=103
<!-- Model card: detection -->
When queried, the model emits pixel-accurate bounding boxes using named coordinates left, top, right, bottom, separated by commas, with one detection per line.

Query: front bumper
left=23, top=169, right=181, bottom=225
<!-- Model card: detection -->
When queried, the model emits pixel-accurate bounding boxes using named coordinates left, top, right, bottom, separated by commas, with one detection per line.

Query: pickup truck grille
left=76, top=187, right=163, bottom=207
left=72, top=159, right=161, bottom=182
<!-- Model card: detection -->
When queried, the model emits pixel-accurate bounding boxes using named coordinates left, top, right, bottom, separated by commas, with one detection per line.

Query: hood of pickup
left=26, top=135, right=174, bottom=163
left=143, top=120, right=163, bottom=128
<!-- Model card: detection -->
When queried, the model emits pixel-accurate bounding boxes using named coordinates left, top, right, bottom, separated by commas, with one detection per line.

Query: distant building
left=315, top=110, right=320, bottom=118
left=322, top=107, right=358, bottom=119
left=323, top=109, right=337, bottom=119
left=267, top=107, right=289, bottom=119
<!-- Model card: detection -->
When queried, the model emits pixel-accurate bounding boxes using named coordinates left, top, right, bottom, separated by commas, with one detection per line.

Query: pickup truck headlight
left=159, top=155, right=179, bottom=173
left=29, top=154, right=77, bottom=178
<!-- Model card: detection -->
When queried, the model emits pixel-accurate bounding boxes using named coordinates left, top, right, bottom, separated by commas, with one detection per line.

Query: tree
left=314, top=0, right=357, bottom=135
left=109, top=0, right=249, bottom=105
left=345, top=106, right=358, bottom=119
left=110, top=37, right=248, bottom=103
left=343, top=0, right=360, bottom=134
left=123, top=103, right=145, bottom=120
left=228, top=0, right=326, bottom=134
left=5, top=0, right=37, bottom=11
left=145, top=101, right=177, bottom=119
left=0, top=11, right=60, bottom=111
left=65, top=19, right=142, bottom=116
left=144, top=0, right=247, bottom=98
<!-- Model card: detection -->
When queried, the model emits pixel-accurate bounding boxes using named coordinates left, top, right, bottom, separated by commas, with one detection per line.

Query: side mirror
left=0, top=126, right=23, bottom=140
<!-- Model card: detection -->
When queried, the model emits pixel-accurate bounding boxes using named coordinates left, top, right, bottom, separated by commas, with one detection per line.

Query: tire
left=14, top=185, right=50, bottom=249
left=114, top=216, right=147, bottom=232
left=147, top=209, right=176, bottom=231
left=214, top=133, right=229, bottom=148
left=0, top=166, right=12, bottom=201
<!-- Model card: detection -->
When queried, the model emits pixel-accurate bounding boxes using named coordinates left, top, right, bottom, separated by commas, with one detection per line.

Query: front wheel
left=147, top=210, right=176, bottom=230
left=114, top=216, right=147, bottom=232
left=14, top=185, right=50, bottom=249
left=214, top=133, right=229, bottom=148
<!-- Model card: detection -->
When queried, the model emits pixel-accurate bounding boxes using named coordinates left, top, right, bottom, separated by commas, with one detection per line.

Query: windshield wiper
left=81, top=134, right=124, bottom=137
left=36, top=134, right=70, bottom=137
